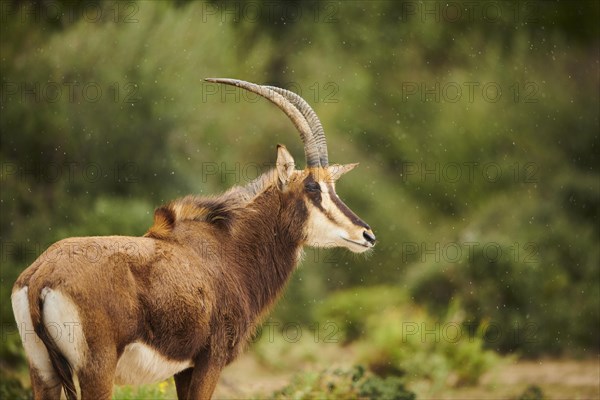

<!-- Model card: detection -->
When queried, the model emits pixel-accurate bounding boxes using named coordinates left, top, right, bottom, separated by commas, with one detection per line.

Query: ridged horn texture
left=264, top=86, right=329, bottom=167
left=205, top=78, right=322, bottom=168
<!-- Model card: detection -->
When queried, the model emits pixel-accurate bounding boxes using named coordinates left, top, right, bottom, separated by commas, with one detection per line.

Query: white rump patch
left=114, top=342, right=193, bottom=385
left=40, top=287, right=88, bottom=371
left=11, top=287, right=56, bottom=384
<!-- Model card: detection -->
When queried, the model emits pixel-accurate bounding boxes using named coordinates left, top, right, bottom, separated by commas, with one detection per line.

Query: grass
left=2, top=352, right=598, bottom=399
left=113, top=379, right=177, bottom=400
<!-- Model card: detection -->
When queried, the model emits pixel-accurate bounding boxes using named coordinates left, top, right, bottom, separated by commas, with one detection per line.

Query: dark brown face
left=208, top=79, right=374, bottom=252
left=300, top=169, right=376, bottom=253
left=274, top=145, right=375, bottom=253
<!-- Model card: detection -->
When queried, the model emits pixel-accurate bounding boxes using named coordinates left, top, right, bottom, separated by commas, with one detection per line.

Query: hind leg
left=78, top=348, right=117, bottom=400
left=79, top=375, right=114, bottom=400
left=30, top=367, right=61, bottom=400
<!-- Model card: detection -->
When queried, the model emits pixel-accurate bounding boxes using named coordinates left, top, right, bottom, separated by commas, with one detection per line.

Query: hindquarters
left=10, top=236, right=148, bottom=399
left=11, top=285, right=85, bottom=400
left=10, top=234, right=219, bottom=399
left=12, top=276, right=139, bottom=400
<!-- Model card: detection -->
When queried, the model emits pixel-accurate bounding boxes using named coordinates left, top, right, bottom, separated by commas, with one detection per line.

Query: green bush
left=408, top=188, right=599, bottom=356
left=314, top=286, right=407, bottom=343
left=0, top=376, right=30, bottom=400
left=2, top=3, right=598, bottom=386
left=357, top=302, right=502, bottom=389
left=316, top=288, right=502, bottom=388
left=270, top=365, right=415, bottom=400
left=517, top=385, right=545, bottom=400
left=251, top=324, right=323, bottom=370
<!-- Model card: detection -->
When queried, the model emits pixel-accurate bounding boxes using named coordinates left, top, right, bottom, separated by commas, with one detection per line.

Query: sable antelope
left=11, top=78, right=376, bottom=400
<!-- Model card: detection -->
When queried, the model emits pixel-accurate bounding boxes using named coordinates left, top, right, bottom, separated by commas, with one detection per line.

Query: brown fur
left=12, top=158, right=373, bottom=399
left=146, top=194, right=241, bottom=239
left=12, top=132, right=376, bottom=400
left=12, top=77, right=377, bottom=399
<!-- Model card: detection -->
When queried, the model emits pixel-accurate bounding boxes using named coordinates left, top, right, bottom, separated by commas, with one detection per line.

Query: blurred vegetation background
left=1, top=0, right=598, bottom=398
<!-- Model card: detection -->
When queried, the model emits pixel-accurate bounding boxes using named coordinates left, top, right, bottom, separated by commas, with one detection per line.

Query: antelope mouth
left=342, top=237, right=373, bottom=249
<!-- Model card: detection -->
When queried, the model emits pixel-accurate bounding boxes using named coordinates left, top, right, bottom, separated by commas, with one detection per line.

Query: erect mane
left=145, top=169, right=279, bottom=240
left=144, top=195, right=237, bottom=239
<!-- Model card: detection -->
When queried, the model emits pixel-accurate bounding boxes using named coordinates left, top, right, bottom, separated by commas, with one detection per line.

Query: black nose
left=363, top=230, right=376, bottom=245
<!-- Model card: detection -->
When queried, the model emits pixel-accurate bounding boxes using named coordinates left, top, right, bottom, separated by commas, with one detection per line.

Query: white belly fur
left=114, top=342, right=193, bottom=385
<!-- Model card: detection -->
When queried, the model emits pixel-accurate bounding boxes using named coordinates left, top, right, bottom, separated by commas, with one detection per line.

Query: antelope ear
left=276, top=144, right=295, bottom=188
left=328, top=163, right=358, bottom=181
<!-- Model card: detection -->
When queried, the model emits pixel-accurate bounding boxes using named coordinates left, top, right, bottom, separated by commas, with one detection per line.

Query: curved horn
left=264, top=86, right=329, bottom=167
left=205, top=78, right=321, bottom=168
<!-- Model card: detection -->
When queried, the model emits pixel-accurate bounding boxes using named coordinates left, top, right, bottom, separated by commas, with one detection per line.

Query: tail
left=29, top=286, right=78, bottom=400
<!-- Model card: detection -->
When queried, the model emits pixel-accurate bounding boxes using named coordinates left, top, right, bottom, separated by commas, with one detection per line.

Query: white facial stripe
left=304, top=178, right=371, bottom=253
left=305, top=208, right=345, bottom=248
left=319, top=183, right=356, bottom=227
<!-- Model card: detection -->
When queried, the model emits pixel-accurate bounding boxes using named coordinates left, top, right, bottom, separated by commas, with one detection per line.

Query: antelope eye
left=305, top=182, right=321, bottom=192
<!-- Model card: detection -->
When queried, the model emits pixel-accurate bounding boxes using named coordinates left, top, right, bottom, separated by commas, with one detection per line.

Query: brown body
left=12, top=79, right=376, bottom=400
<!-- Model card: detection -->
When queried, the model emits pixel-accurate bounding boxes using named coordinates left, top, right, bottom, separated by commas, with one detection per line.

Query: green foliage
left=318, top=288, right=502, bottom=388
left=1, top=1, right=598, bottom=390
left=113, top=379, right=176, bottom=400
left=407, top=189, right=600, bottom=356
left=0, top=331, right=25, bottom=370
left=315, top=286, right=407, bottom=343
left=0, top=375, right=30, bottom=400
left=358, top=374, right=415, bottom=400
left=270, top=365, right=415, bottom=400
left=517, top=385, right=546, bottom=400
left=251, top=324, right=323, bottom=370
left=360, top=303, right=502, bottom=388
